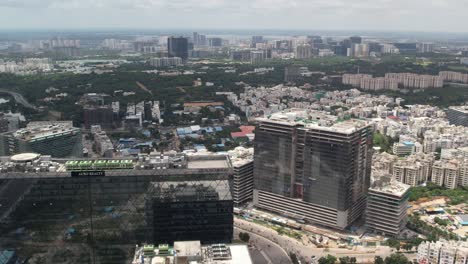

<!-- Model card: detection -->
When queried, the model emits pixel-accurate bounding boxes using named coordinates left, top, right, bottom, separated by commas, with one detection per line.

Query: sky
left=0, top=0, right=466, bottom=32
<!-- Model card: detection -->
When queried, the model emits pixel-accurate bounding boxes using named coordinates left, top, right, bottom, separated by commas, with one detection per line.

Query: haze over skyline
left=0, top=0, right=467, bottom=32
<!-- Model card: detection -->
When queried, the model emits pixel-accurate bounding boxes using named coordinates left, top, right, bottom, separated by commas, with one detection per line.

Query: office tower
left=146, top=180, right=233, bottom=244
left=0, top=121, right=82, bottom=158
left=295, top=44, right=312, bottom=59
left=230, top=50, right=251, bottom=62
left=167, top=37, right=189, bottom=61
left=447, top=106, right=468, bottom=127
left=253, top=110, right=373, bottom=229
left=83, top=106, right=114, bottom=129
left=208, top=37, right=223, bottom=47
left=251, top=36, right=264, bottom=48
left=368, top=42, right=382, bottom=53
left=350, top=36, right=362, bottom=44
left=366, top=175, right=410, bottom=237
left=193, top=32, right=199, bottom=46
left=228, top=147, right=254, bottom=207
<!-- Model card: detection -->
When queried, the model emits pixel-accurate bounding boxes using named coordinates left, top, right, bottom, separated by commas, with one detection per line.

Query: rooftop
left=148, top=180, right=232, bottom=202
left=257, top=109, right=369, bottom=134
left=370, top=175, right=411, bottom=197
left=228, top=147, right=254, bottom=167
left=449, top=105, right=468, bottom=114
left=11, top=121, right=79, bottom=141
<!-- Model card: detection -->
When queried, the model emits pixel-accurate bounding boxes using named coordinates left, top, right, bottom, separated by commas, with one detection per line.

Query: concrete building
left=131, top=241, right=253, bottom=264
left=392, top=153, right=434, bottom=186
left=366, top=175, right=410, bottom=237
left=295, top=44, right=312, bottom=59
left=228, top=147, right=254, bottom=207
left=447, top=106, right=468, bottom=127
left=149, top=57, right=183, bottom=68
left=418, top=240, right=468, bottom=264
left=0, top=121, right=82, bottom=158
left=431, top=158, right=468, bottom=189
left=253, top=109, right=373, bottom=230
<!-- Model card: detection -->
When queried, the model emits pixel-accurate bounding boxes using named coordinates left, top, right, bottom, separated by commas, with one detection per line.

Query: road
left=235, top=218, right=396, bottom=264
left=234, top=227, right=292, bottom=264
left=0, top=89, right=37, bottom=110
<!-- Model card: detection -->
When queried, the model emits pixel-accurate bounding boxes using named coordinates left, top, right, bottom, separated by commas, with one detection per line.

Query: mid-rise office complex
left=447, top=106, right=468, bottom=127
left=0, top=121, right=82, bottom=157
left=253, top=110, right=373, bottom=229
left=146, top=180, right=233, bottom=245
left=228, top=147, right=254, bottom=207
left=366, top=175, right=410, bottom=237
left=167, top=37, right=189, bottom=61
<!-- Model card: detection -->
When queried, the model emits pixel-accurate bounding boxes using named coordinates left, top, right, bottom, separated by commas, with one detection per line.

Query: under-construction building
left=366, top=174, right=410, bottom=237
left=253, top=109, right=373, bottom=230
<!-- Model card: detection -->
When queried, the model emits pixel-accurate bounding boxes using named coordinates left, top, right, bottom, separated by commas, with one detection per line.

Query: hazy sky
left=0, top=0, right=466, bottom=32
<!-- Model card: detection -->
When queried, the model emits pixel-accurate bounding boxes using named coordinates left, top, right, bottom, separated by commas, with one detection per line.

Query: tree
left=387, top=238, right=401, bottom=251
left=239, top=232, right=250, bottom=243
left=374, top=256, right=384, bottom=264
left=318, top=254, right=337, bottom=264
left=339, top=256, right=357, bottom=264
left=290, top=253, right=300, bottom=264
left=384, top=253, right=412, bottom=264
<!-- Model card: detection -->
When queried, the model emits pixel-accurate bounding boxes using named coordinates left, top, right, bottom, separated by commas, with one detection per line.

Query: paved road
left=234, top=227, right=292, bottom=264
left=235, top=218, right=396, bottom=264
left=0, top=89, right=37, bottom=110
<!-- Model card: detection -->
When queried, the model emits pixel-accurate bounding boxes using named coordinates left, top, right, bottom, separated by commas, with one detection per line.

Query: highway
left=0, top=89, right=37, bottom=110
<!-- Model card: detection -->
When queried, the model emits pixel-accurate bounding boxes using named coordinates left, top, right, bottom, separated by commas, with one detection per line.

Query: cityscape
left=1, top=1, right=468, bottom=264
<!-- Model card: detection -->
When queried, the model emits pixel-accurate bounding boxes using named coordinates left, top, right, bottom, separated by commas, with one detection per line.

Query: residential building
left=295, top=44, right=312, bottom=59
left=253, top=110, right=373, bottom=230
left=418, top=240, right=468, bottom=264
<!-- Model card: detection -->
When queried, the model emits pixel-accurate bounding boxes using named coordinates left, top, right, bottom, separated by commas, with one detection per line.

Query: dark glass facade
left=254, top=119, right=373, bottom=228
left=147, top=181, right=233, bottom=245
left=167, top=37, right=189, bottom=61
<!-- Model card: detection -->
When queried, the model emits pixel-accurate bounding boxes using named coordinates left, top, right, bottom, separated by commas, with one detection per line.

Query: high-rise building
left=253, top=110, right=373, bottom=229
left=350, top=36, right=362, bottom=44
left=83, top=106, right=114, bottom=129
left=418, top=42, right=435, bottom=53
left=0, top=121, right=82, bottom=158
left=146, top=180, right=233, bottom=245
left=167, top=37, right=189, bottom=61
left=251, top=36, right=264, bottom=48
left=447, top=106, right=468, bottom=127
left=208, top=38, right=223, bottom=47
left=366, top=175, right=410, bottom=237
left=228, top=147, right=254, bottom=207
left=295, top=44, right=312, bottom=59
left=250, top=50, right=266, bottom=64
